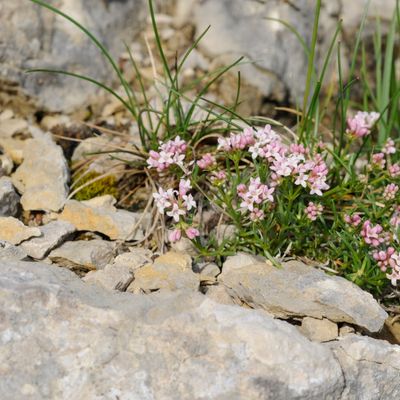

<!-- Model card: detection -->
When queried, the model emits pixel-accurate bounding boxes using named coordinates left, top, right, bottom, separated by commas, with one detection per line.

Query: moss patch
left=72, top=171, right=119, bottom=201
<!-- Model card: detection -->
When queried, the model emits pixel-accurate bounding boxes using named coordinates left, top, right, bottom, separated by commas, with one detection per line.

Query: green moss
left=72, top=171, right=119, bottom=201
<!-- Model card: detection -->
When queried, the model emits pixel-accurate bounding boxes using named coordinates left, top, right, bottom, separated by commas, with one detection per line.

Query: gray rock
left=299, top=317, right=339, bottom=343
left=12, top=131, right=69, bottom=212
left=0, top=240, right=28, bottom=261
left=0, top=0, right=146, bottom=112
left=205, top=285, right=237, bottom=306
left=0, top=217, right=41, bottom=245
left=58, top=199, right=148, bottom=241
left=329, top=335, right=400, bottom=399
left=83, top=263, right=134, bottom=291
left=0, top=260, right=345, bottom=399
left=127, top=251, right=200, bottom=294
left=20, top=221, right=76, bottom=259
left=0, top=177, right=20, bottom=216
left=219, top=259, right=387, bottom=332
left=48, top=239, right=115, bottom=272
left=83, top=248, right=152, bottom=291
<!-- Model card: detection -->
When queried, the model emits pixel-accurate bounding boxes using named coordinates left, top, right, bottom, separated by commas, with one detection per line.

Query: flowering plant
left=148, top=110, right=400, bottom=293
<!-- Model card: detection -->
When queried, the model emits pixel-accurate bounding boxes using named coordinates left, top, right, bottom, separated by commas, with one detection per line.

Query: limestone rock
left=12, top=131, right=69, bottom=212
left=0, top=217, right=41, bottom=245
left=127, top=251, right=199, bottom=294
left=58, top=199, right=147, bottom=241
left=0, top=0, right=146, bottom=112
left=0, top=260, right=345, bottom=399
left=0, top=177, right=20, bottom=216
left=299, top=317, right=339, bottom=343
left=329, top=335, right=400, bottom=399
left=0, top=154, right=13, bottom=176
left=205, top=285, right=237, bottom=306
left=20, top=221, right=76, bottom=259
left=49, top=239, right=115, bottom=272
left=83, top=248, right=152, bottom=291
left=0, top=240, right=28, bottom=261
left=219, top=259, right=388, bottom=332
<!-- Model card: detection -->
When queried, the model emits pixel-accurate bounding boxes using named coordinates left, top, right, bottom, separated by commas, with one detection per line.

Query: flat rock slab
left=0, top=216, right=41, bottom=245
left=83, top=248, right=153, bottom=291
left=328, top=335, right=400, bottom=399
left=127, top=251, right=199, bottom=294
left=12, top=131, right=69, bottom=212
left=48, top=239, right=115, bottom=272
left=0, top=260, right=345, bottom=399
left=219, top=259, right=388, bottom=332
left=58, top=199, right=147, bottom=241
left=20, top=221, right=76, bottom=259
left=0, top=177, right=20, bottom=217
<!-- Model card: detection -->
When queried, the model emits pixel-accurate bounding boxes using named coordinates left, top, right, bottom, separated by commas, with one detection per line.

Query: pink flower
left=389, top=163, right=400, bottom=178
left=344, top=214, right=362, bottom=227
left=383, top=183, right=399, bottom=201
left=217, top=128, right=255, bottom=152
left=372, top=153, right=386, bottom=169
left=182, top=193, right=196, bottom=211
left=250, top=208, right=265, bottom=221
left=237, top=177, right=274, bottom=213
left=197, top=153, right=216, bottom=169
left=373, top=247, right=395, bottom=272
left=179, top=179, right=191, bottom=196
left=346, top=111, right=379, bottom=138
left=167, top=203, right=186, bottom=222
left=385, top=252, right=400, bottom=285
left=153, top=187, right=175, bottom=213
left=305, top=202, right=323, bottom=221
left=147, top=136, right=187, bottom=171
left=186, top=227, right=200, bottom=239
left=169, top=229, right=182, bottom=242
left=360, top=220, right=385, bottom=247
left=383, top=138, right=396, bottom=155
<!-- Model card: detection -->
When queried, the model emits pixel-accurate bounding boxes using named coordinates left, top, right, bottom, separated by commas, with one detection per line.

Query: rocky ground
left=1, top=0, right=400, bottom=399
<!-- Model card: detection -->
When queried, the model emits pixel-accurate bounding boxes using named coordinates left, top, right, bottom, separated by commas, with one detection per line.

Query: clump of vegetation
left=28, top=0, right=400, bottom=300
left=71, top=170, right=119, bottom=201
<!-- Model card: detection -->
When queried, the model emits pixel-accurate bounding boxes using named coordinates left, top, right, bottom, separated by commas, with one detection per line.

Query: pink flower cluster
left=344, top=213, right=362, bottom=227
left=219, top=124, right=330, bottom=196
left=383, top=183, right=399, bottom=201
left=153, top=179, right=196, bottom=222
left=346, top=111, right=379, bottom=138
left=217, top=127, right=255, bottom=151
left=372, top=248, right=400, bottom=285
left=237, top=177, right=274, bottom=220
left=383, top=139, right=396, bottom=155
left=147, top=136, right=187, bottom=171
left=197, top=153, right=216, bottom=169
left=305, top=202, right=324, bottom=221
left=153, top=179, right=200, bottom=242
left=360, top=220, right=385, bottom=247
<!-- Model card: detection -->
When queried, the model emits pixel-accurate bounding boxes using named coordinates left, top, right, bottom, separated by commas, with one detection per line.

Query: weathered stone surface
left=20, top=221, right=75, bottom=259
left=205, top=285, right=237, bottom=306
left=127, top=251, right=199, bottom=294
left=0, top=217, right=41, bottom=245
left=0, top=240, right=28, bottom=261
left=0, top=154, right=14, bottom=176
left=83, top=248, right=152, bottom=291
left=329, top=335, right=400, bottom=399
left=219, top=258, right=388, bottom=332
left=58, top=199, right=147, bottom=241
left=299, top=317, right=339, bottom=343
left=83, top=263, right=134, bottom=291
left=0, top=260, right=345, bottom=399
left=0, top=177, right=20, bottom=216
left=12, top=131, right=69, bottom=212
left=0, top=0, right=146, bottom=112
left=49, top=239, right=115, bottom=272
